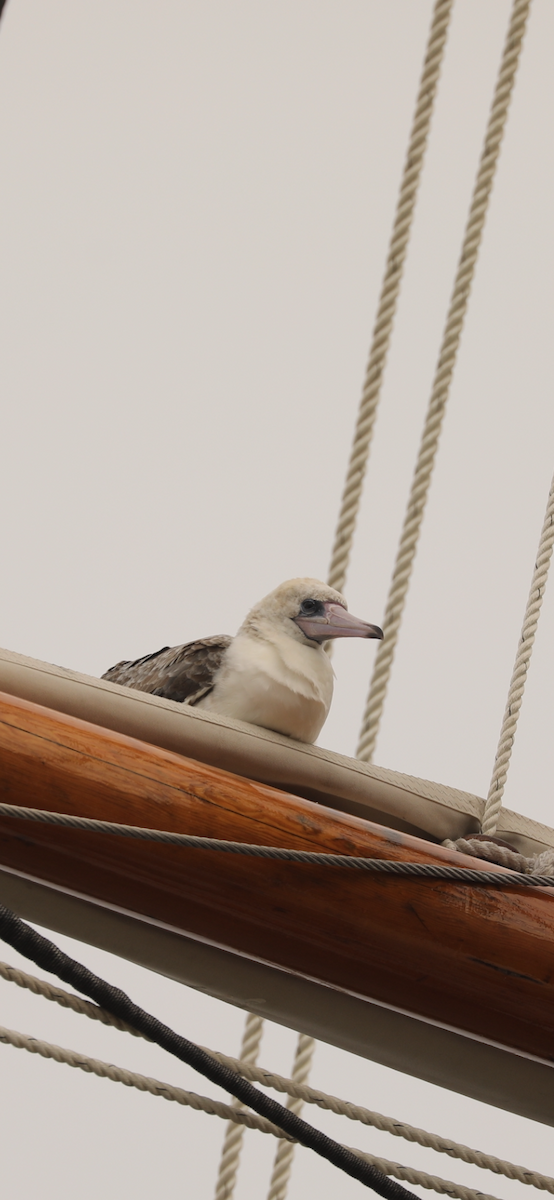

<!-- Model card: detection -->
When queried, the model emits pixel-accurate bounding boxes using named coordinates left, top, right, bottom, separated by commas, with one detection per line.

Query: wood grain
left=0, top=689, right=553, bottom=1063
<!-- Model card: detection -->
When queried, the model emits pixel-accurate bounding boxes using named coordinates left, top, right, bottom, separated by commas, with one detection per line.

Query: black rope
left=0, top=904, right=414, bottom=1198
left=0, top=801, right=552, bottom=886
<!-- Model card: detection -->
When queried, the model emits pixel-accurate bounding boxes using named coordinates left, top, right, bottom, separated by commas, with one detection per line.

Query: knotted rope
left=357, top=0, right=532, bottom=761
left=327, top=0, right=453, bottom=596
left=442, top=837, right=554, bottom=878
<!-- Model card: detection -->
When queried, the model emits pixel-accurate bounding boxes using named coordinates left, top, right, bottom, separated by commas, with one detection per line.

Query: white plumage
left=102, top=578, right=382, bottom=743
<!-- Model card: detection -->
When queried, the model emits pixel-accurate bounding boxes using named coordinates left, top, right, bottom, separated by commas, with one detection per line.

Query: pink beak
left=294, top=602, right=383, bottom=644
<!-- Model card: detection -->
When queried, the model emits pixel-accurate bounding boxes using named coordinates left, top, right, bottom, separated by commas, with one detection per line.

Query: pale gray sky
left=0, top=1, right=553, bottom=1196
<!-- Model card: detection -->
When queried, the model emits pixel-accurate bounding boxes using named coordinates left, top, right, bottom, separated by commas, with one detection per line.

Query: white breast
left=196, top=632, right=334, bottom=743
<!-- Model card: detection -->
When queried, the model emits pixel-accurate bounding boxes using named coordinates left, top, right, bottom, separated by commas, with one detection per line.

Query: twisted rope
left=357, top=0, right=532, bottom=761
left=1, top=798, right=554, bottom=883
left=0, top=1021, right=290, bottom=1137
left=443, top=837, right=554, bottom=879
left=0, top=958, right=147, bottom=1035
left=2, top=961, right=553, bottom=1193
left=481, top=472, right=554, bottom=835
left=443, top=838, right=533, bottom=873
left=327, top=0, right=453, bottom=595
left=0, top=906, right=418, bottom=1198
left=266, top=1034, right=316, bottom=1200
left=349, top=1152, right=501, bottom=1200
left=0, top=1020, right=505, bottom=1200
left=215, top=1050, right=554, bottom=1191
left=214, top=1012, right=264, bottom=1200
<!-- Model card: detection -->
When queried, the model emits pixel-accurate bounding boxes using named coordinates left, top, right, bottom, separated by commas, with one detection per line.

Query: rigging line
left=327, top=0, right=454, bottom=597
left=0, top=903, right=415, bottom=1200
left=0, top=1020, right=294, bottom=1139
left=481, top=471, right=554, bottom=836
left=356, top=0, right=533, bottom=762
left=213, top=1012, right=264, bottom=1200
left=0, top=798, right=553, bottom=883
left=266, top=1033, right=316, bottom=1200
left=1, top=960, right=552, bottom=1194
left=208, top=1049, right=554, bottom=1193
left=0, top=1021, right=503, bottom=1200
left=221, top=11, right=453, bottom=1193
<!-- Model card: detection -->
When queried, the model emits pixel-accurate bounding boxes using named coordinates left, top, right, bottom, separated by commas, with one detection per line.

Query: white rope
left=442, top=837, right=554, bottom=878
left=327, top=0, right=454, bottom=596
left=0, top=959, right=146, bottom=1035
left=357, top=0, right=533, bottom=762
left=215, top=1049, right=554, bottom=1193
left=347, top=1150, right=502, bottom=1200
left=213, top=1012, right=264, bottom=1200
left=266, top=1034, right=316, bottom=1200
left=0, top=1020, right=507, bottom=1200
left=0, top=1020, right=289, bottom=1137
left=481, top=471, right=554, bottom=835
left=1, top=962, right=552, bottom=1193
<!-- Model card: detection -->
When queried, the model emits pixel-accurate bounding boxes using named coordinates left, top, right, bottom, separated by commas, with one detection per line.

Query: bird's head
left=240, top=578, right=383, bottom=647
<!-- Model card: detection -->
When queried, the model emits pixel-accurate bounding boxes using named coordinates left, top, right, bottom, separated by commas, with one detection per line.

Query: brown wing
left=101, top=635, right=232, bottom=703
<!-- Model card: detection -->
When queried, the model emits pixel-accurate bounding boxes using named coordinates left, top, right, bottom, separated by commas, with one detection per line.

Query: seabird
left=102, top=578, right=383, bottom=743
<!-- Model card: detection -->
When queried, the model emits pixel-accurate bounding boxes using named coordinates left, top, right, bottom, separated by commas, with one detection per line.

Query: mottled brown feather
left=101, top=636, right=232, bottom=704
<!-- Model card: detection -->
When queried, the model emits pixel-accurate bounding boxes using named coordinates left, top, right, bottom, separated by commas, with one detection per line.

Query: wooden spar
left=3, top=645, right=554, bottom=858
left=0, top=689, right=553, bottom=1066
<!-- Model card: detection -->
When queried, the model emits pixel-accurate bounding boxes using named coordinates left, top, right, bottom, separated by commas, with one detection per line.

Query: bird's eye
left=299, top=598, right=324, bottom=616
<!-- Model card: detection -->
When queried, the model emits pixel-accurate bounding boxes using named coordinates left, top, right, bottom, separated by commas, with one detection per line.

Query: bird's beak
left=294, top=603, right=384, bottom=644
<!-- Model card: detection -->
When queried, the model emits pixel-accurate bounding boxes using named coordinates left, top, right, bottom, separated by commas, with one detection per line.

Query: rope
left=327, top=0, right=453, bottom=595
left=266, top=1034, right=316, bottom=1200
left=2, top=961, right=552, bottom=1193
left=356, top=0, right=532, bottom=762
left=0, top=958, right=149, bottom=1035
left=0, top=904, right=415, bottom=1199
left=0, top=1018, right=506, bottom=1200
left=0, top=963, right=550, bottom=1194
left=348, top=1152, right=502, bottom=1200
left=222, top=1053, right=554, bottom=1194
left=1, top=799, right=554, bottom=883
left=267, top=13, right=449, bottom=1198
left=0, top=1020, right=290, bottom=1135
left=214, top=1013, right=264, bottom=1200
left=444, top=838, right=533, bottom=872
left=443, top=837, right=554, bottom=879
left=481, top=471, right=554, bottom=835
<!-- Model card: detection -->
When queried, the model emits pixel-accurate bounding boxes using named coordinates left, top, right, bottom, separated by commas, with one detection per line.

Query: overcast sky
left=0, top=1, right=553, bottom=1197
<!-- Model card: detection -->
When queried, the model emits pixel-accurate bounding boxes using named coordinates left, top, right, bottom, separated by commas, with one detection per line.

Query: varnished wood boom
left=0, top=690, right=553, bottom=1064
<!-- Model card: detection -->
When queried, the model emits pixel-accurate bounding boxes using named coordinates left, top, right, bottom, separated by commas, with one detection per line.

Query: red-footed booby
left=102, top=578, right=382, bottom=743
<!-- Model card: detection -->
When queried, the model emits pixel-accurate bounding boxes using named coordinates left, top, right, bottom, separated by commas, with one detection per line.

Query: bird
left=102, top=578, right=383, bottom=744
